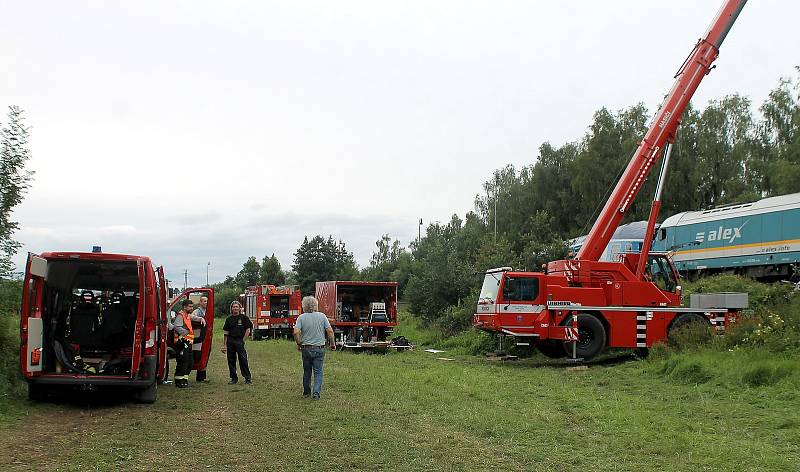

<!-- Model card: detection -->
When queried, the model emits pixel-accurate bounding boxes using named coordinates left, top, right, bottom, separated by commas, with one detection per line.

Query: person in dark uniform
left=221, top=300, right=253, bottom=385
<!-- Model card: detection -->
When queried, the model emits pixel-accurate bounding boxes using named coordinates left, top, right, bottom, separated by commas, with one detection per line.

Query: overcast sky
left=2, top=0, right=797, bottom=287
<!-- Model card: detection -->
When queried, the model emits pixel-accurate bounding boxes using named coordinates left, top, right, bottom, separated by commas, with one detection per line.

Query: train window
left=502, top=277, right=539, bottom=302
left=659, top=228, right=666, bottom=241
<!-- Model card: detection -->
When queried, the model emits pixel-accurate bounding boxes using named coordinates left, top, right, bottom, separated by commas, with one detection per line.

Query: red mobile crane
left=473, top=0, right=749, bottom=359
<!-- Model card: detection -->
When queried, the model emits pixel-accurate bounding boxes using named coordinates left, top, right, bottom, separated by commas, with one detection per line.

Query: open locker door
left=168, top=287, right=215, bottom=371
left=20, top=253, right=46, bottom=379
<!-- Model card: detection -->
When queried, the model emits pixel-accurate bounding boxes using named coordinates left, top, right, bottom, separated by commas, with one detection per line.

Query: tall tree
left=235, top=256, right=261, bottom=288
left=360, top=235, right=413, bottom=294
left=292, top=235, right=357, bottom=294
left=694, top=94, right=756, bottom=206
left=259, top=253, right=286, bottom=286
left=0, top=106, right=33, bottom=277
left=758, top=69, right=800, bottom=195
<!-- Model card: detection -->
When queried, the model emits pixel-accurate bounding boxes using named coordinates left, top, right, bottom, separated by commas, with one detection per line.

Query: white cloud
left=3, top=0, right=796, bottom=286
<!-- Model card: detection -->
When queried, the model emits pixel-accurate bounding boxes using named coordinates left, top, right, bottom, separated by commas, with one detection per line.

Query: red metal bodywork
left=244, top=285, right=301, bottom=338
left=315, top=281, right=398, bottom=346
left=474, top=0, right=747, bottom=355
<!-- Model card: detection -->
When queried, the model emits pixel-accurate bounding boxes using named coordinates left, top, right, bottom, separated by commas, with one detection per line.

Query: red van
left=20, top=251, right=214, bottom=403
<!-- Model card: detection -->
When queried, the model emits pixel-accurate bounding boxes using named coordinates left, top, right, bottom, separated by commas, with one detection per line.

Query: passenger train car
left=570, top=221, right=646, bottom=262
left=653, top=193, right=800, bottom=280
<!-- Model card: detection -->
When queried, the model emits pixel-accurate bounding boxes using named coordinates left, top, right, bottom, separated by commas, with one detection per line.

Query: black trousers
left=174, top=341, right=193, bottom=382
left=193, top=350, right=206, bottom=381
left=227, top=339, right=251, bottom=381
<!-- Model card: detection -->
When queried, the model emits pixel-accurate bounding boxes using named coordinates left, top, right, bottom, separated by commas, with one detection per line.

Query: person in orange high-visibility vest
left=173, top=299, right=195, bottom=389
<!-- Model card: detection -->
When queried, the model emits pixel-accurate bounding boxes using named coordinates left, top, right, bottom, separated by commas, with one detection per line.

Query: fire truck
left=243, top=284, right=301, bottom=339
left=474, top=0, right=749, bottom=360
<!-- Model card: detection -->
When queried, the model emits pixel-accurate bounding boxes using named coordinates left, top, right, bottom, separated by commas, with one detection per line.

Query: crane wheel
left=561, top=313, right=606, bottom=360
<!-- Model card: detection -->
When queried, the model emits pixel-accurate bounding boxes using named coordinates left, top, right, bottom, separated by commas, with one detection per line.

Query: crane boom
left=576, top=0, right=747, bottom=262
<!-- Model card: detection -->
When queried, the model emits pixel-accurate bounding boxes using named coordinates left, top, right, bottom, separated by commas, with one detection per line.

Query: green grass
left=0, top=322, right=798, bottom=471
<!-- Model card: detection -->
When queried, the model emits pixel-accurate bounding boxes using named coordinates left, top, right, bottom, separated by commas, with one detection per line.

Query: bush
left=0, top=314, right=21, bottom=398
left=213, top=286, right=242, bottom=317
left=682, top=274, right=792, bottom=311
left=668, top=321, right=715, bottom=350
left=681, top=275, right=800, bottom=354
left=438, top=329, right=499, bottom=356
left=435, top=289, right=480, bottom=337
left=0, top=279, right=22, bottom=316
left=0, top=279, right=23, bottom=401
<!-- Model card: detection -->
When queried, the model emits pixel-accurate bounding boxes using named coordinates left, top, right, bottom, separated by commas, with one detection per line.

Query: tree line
left=219, top=69, right=800, bottom=333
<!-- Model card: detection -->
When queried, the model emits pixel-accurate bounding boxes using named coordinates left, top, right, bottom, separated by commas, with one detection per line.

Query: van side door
left=20, top=253, right=46, bottom=378
left=169, top=288, right=215, bottom=371
left=156, top=266, right=168, bottom=380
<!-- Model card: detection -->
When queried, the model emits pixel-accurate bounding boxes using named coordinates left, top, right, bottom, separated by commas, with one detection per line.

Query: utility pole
left=183, top=269, right=188, bottom=291
left=418, top=218, right=422, bottom=244
left=206, top=261, right=211, bottom=287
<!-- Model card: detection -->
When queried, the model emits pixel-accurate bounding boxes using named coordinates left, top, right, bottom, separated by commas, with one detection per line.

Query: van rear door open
left=168, top=288, right=215, bottom=370
left=21, top=253, right=46, bottom=377
left=156, top=266, right=168, bottom=381
left=130, top=260, right=147, bottom=378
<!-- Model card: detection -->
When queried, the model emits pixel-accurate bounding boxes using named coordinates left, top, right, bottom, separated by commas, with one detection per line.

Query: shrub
left=682, top=274, right=792, bottom=311
left=0, top=313, right=21, bottom=397
left=0, top=279, right=22, bottom=315
left=681, top=275, right=800, bottom=354
left=438, top=329, right=499, bottom=356
left=668, top=321, right=715, bottom=350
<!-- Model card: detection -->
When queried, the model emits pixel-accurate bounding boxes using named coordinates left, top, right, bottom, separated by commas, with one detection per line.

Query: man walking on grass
left=293, top=296, right=336, bottom=400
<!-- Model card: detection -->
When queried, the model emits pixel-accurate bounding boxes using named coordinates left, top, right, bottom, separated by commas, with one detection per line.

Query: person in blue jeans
left=292, top=296, right=336, bottom=400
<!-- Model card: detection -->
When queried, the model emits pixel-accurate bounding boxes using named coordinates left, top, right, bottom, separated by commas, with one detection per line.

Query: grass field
left=0, top=322, right=798, bottom=472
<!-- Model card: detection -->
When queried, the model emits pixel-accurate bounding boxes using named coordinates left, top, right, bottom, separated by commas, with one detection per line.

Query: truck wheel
left=562, top=314, right=606, bottom=360
left=668, top=313, right=711, bottom=343
left=536, top=340, right=566, bottom=359
left=27, top=383, right=47, bottom=401
left=253, top=331, right=262, bottom=341
left=135, top=381, right=158, bottom=404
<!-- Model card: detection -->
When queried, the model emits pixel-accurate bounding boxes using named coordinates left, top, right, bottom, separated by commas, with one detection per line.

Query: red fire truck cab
left=315, top=281, right=398, bottom=349
left=20, top=251, right=214, bottom=403
left=244, top=285, right=301, bottom=340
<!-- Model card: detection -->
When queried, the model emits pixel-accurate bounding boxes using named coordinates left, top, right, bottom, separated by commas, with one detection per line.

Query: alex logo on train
left=695, top=219, right=748, bottom=244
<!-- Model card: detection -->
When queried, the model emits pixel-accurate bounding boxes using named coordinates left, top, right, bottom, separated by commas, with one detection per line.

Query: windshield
left=647, top=255, right=678, bottom=292
left=479, top=273, right=502, bottom=303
